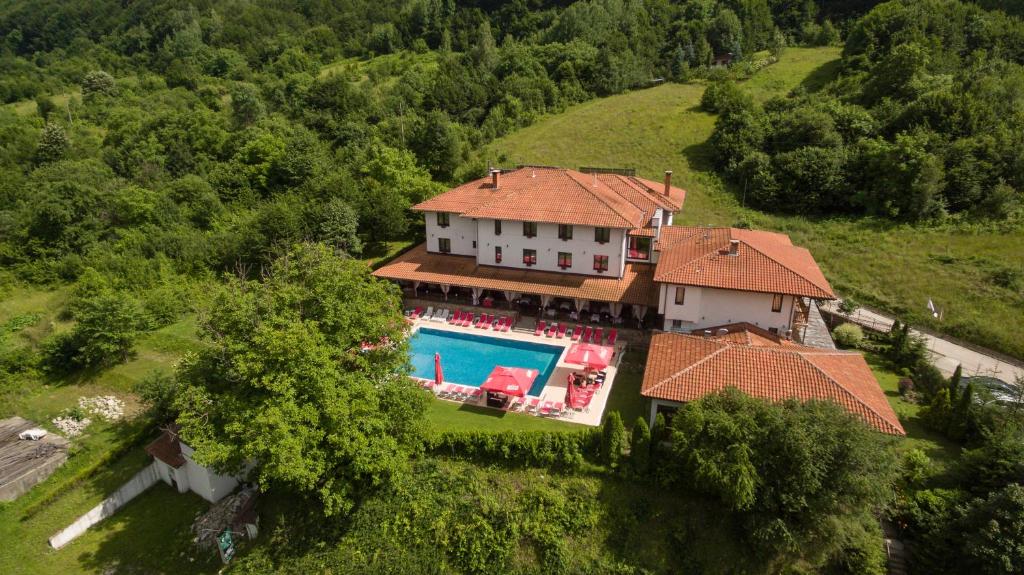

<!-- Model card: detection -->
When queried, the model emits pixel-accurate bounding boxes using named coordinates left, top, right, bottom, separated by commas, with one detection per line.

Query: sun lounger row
left=437, top=384, right=484, bottom=402
left=533, top=322, right=617, bottom=345
left=446, top=310, right=514, bottom=331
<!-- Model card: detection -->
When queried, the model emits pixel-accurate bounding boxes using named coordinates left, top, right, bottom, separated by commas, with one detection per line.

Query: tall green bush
left=601, top=411, right=627, bottom=469
left=630, top=416, right=651, bottom=476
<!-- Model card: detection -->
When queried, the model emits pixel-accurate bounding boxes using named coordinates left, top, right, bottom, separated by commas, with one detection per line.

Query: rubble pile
left=51, top=416, right=92, bottom=437
left=78, top=396, right=125, bottom=421
left=192, top=487, right=259, bottom=549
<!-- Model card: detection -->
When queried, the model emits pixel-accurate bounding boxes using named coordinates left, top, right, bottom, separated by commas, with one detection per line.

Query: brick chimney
left=490, top=169, right=500, bottom=189
left=729, top=239, right=739, bottom=256
left=663, top=170, right=672, bottom=196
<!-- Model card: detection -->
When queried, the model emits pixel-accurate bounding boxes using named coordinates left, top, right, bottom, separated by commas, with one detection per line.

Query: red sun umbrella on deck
left=434, top=353, right=444, bottom=388
left=564, top=343, right=613, bottom=371
left=479, top=366, right=537, bottom=397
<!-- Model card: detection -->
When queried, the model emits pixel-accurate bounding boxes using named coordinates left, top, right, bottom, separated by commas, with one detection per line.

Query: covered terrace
left=373, top=243, right=661, bottom=329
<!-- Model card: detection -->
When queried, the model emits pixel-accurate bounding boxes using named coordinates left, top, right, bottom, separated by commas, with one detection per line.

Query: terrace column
left=440, top=284, right=450, bottom=301
left=412, top=281, right=421, bottom=295
left=635, top=305, right=649, bottom=328
left=574, top=298, right=589, bottom=314
left=609, top=302, right=623, bottom=319
left=539, top=294, right=553, bottom=311
left=471, top=287, right=483, bottom=306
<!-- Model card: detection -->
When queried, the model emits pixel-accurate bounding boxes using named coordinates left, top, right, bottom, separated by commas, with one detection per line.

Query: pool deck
left=411, top=315, right=625, bottom=427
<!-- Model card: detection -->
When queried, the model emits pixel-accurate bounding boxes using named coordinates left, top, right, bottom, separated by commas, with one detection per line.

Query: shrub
left=700, top=79, right=752, bottom=113
left=630, top=417, right=651, bottom=476
left=424, top=429, right=601, bottom=469
left=602, top=411, right=627, bottom=469
left=832, top=323, right=864, bottom=348
left=135, top=370, right=181, bottom=423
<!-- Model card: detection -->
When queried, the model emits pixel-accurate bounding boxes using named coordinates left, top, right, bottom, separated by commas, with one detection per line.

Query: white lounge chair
left=431, top=309, right=449, bottom=322
left=423, top=306, right=434, bottom=320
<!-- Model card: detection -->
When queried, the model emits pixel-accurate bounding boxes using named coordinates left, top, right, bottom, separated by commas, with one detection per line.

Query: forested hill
left=709, top=0, right=1024, bottom=222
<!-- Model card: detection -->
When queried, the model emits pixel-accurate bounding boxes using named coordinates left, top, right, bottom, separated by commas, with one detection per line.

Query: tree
left=319, top=197, right=363, bottom=255
left=630, top=416, right=651, bottom=476
left=960, top=485, right=1024, bottom=573
left=230, top=83, right=264, bottom=126
left=73, top=290, right=140, bottom=366
left=669, top=389, right=896, bottom=569
left=135, top=370, right=181, bottom=423
left=36, top=123, right=69, bottom=164
left=175, top=244, right=426, bottom=516
left=601, top=411, right=627, bottom=469
left=81, top=70, right=115, bottom=99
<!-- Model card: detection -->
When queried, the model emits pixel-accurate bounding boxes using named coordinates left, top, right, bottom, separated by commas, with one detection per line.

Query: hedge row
left=424, top=429, right=603, bottom=469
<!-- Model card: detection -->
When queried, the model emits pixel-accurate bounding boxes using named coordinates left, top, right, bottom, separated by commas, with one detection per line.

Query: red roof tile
left=641, top=331, right=905, bottom=435
left=653, top=227, right=834, bottom=299
left=412, top=167, right=685, bottom=229
left=145, top=428, right=185, bottom=468
left=373, top=243, right=659, bottom=306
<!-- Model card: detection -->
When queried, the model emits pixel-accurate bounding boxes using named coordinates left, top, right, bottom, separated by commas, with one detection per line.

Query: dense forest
left=2, top=1, right=1024, bottom=574
left=710, top=0, right=1024, bottom=221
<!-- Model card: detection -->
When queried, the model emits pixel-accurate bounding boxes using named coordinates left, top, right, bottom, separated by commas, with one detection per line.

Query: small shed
left=712, top=52, right=734, bottom=67
left=146, top=426, right=241, bottom=503
left=0, top=417, right=69, bottom=501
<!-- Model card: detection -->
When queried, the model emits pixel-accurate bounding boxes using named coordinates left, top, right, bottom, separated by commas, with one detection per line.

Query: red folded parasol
left=564, top=343, right=613, bottom=371
left=434, top=352, right=444, bottom=388
left=479, top=366, right=537, bottom=397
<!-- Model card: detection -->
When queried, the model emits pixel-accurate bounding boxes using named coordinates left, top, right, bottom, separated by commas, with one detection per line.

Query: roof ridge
left=645, top=337, right=729, bottom=396
left=653, top=239, right=724, bottom=281
left=735, top=235, right=830, bottom=295
left=602, top=175, right=655, bottom=218
left=564, top=170, right=637, bottom=228
left=626, top=176, right=678, bottom=210
left=796, top=352, right=900, bottom=434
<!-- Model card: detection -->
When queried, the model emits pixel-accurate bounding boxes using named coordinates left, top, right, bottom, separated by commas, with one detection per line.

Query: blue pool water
left=409, top=328, right=563, bottom=397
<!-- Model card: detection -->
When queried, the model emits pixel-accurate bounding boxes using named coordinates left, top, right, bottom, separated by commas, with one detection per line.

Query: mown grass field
left=485, top=46, right=1024, bottom=360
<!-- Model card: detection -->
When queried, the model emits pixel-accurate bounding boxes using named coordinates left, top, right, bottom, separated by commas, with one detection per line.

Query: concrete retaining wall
left=49, top=462, right=160, bottom=549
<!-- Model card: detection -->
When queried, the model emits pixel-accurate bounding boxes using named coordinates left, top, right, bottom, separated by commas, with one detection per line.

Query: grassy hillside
left=485, top=47, right=1024, bottom=360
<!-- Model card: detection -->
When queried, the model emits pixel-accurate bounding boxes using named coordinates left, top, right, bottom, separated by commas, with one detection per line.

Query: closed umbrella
left=434, top=353, right=444, bottom=388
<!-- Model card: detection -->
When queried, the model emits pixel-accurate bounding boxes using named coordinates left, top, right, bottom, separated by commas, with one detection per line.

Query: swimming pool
left=409, top=328, right=563, bottom=397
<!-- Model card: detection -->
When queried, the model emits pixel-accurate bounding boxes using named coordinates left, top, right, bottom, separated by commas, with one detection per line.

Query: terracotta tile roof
left=412, top=167, right=685, bottom=229
left=628, top=227, right=658, bottom=237
left=653, top=227, right=834, bottom=299
left=372, top=243, right=659, bottom=306
left=146, top=427, right=185, bottom=468
left=641, top=331, right=905, bottom=435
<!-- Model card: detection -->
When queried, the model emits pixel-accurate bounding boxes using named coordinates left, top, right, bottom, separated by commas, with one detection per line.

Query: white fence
left=49, top=462, right=160, bottom=549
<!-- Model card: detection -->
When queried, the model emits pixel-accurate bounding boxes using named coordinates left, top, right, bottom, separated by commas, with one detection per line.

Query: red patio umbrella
left=564, top=343, right=613, bottom=371
left=479, top=366, right=537, bottom=397
left=434, top=352, right=444, bottom=388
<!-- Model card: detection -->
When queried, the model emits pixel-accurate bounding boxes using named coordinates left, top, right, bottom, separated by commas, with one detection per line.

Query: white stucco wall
left=658, top=284, right=796, bottom=333
left=180, top=443, right=240, bottom=504
left=424, top=211, right=478, bottom=256
left=476, top=219, right=627, bottom=278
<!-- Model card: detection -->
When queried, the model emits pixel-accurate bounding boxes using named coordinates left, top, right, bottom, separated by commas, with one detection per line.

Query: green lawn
left=485, top=46, right=1024, bottom=360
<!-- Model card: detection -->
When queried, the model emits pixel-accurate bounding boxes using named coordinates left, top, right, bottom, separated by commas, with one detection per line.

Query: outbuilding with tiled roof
left=641, top=329, right=905, bottom=436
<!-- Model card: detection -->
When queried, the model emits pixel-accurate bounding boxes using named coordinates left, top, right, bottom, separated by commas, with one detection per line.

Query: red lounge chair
left=594, top=327, right=604, bottom=344
left=581, top=326, right=593, bottom=343
left=539, top=401, right=553, bottom=415
left=551, top=402, right=564, bottom=416
left=462, top=313, right=475, bottom=327
left=607, top=328, right=618, bottom=346
left=525, top=397, right=541, bottom=413
left=556, top=323, right=568, bottom=339
left=475, top=313, right=487, bottom=328
left=570, top=325, right=582, bottom=341
left=534, top=321, right=546, bottom=336
left=449, top=310, right=462, bottom=324
left=493, top=316, right=505, bottom=330
left=503, top=317, right=513, bottom=332
left=545, top=322, right=557, bottom=337
left=410, top=306, right=423, bottom=319
left=469, top=388, right=483, bottom=400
